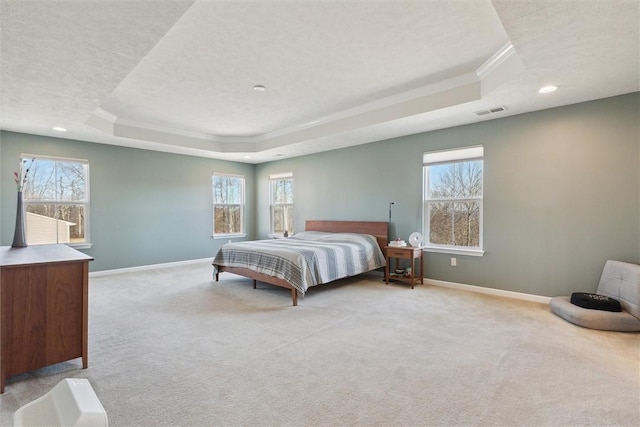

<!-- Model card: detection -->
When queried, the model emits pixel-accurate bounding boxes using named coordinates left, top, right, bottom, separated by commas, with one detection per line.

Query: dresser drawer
left=386, top=248, right=414, bottom=258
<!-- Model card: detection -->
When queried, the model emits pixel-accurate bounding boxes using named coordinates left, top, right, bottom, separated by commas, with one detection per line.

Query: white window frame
left=422, top=146, right=484, bottom=257
left=212, top=173, right=246, bottom=239
left=268, top=172, right=294, bottom=238
left=21, top=153, right=92, bottom=249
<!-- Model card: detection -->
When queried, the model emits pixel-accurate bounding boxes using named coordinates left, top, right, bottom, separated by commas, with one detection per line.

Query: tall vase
left=12, top=190, right=27, bottom=248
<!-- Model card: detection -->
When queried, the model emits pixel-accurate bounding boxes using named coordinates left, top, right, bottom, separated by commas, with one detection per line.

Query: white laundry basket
left=13, top=378, right=108, bottom=427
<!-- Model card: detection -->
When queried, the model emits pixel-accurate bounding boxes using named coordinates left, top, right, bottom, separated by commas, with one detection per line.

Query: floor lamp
left=388, top=201, right=395, bottom=239
left=386, top=201, right=396, bottom=282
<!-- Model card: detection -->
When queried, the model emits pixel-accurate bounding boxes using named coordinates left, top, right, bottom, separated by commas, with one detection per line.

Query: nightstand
left=384, top=246, right=424, bottom=289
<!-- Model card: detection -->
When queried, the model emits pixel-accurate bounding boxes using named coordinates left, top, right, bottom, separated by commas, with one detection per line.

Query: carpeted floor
left=1, top=262, right=638, bottom=426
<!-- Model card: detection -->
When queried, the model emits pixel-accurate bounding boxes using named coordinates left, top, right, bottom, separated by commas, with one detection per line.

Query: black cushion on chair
left=570, top=292, right=622, bottom=312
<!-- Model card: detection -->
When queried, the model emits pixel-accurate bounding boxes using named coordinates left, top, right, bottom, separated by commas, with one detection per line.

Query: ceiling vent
left=474, top=106, right=507, bottom=116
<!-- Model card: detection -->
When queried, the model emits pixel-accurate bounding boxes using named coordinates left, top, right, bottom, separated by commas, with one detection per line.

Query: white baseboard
left=91, top=261, right=550, bottom=304
left=425, top=278, right=551, bottom=304
left=90, top=258, right=213, bottom=278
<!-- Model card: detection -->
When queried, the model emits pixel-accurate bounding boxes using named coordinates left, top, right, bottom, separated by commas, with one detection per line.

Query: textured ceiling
left=1, top=0, right=638, bottom=164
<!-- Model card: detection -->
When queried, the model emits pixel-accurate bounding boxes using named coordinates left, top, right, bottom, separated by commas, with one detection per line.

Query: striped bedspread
left=212, top=231, right=386, bottom=295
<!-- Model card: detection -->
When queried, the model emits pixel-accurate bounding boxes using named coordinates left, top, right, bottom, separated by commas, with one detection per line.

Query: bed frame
left=214, top=220, right=389, bottom=306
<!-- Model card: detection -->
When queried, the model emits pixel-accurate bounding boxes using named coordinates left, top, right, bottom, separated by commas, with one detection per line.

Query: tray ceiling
left=1, top=0, right=638, bottom=163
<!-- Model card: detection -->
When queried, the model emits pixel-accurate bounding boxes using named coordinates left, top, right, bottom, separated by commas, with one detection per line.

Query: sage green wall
left=256, top=93, right=640, bottom=297
left=0, top=135, right=3, bottom=244
left=0, top=131, right=255, bottom=271
left=2, top=93, right=638, bottom=295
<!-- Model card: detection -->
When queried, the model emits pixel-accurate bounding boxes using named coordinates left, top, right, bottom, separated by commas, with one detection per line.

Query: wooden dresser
left=0, top=244, right=93, bottom=393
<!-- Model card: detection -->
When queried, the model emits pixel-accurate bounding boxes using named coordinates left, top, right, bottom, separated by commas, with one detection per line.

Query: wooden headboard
left=305, top=220, right=388, bottom=250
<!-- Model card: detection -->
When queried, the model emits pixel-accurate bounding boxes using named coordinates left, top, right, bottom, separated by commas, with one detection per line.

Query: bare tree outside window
left=270, top=176, right=293, bottom=235
left=212, top=174, right=244, bottom=235
left=22, top=157, right=89, bottom=245
left=424, top=149, right=483, bottom=250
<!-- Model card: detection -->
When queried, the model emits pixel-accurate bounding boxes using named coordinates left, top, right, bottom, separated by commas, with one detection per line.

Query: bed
left=212, top=220, right=388, bottom=305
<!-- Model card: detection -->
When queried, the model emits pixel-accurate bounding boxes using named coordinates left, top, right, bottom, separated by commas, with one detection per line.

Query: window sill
left=422, top=246, right=484, bottom=257
left=29, top=242, right=92, bottom=250
left=212, top=234, right=246, bottom=240
left=267, top=233, right=288, bottom=239
left=68, top=242, right=92, bottom=250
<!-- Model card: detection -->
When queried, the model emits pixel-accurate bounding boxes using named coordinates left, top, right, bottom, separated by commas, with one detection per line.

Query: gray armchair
left=550, top=260, right=640, bottom=332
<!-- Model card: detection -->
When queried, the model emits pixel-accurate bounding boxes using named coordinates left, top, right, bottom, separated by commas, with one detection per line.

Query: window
left=212, top=174, right=245, bottom=237
left=269, top=172, right=293, bottom=236
left=22, top=155, right=90, bottom=247
left=423, top=146, right=483, bottom=255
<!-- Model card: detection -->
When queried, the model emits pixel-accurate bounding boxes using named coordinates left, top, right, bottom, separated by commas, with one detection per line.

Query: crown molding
left=476, top=42, right=516, bottom=79
left=88, top=75, right=482, bottom=153
left=86, top=44, right=519, bottom=155
left=261, top=71, right=479, bottom=142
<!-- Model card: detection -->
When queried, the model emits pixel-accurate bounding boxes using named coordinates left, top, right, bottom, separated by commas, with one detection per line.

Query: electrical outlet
left=451, top=257, right=457, bottom=267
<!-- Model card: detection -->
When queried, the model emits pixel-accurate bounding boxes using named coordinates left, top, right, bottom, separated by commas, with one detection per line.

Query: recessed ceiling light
left=52, top=126, right=67, bottom=132
left=253, top=85, right=266, bottom=92
left=538, top=85, right=558, bottom=94
left=243, top=155, right=251, bottom=159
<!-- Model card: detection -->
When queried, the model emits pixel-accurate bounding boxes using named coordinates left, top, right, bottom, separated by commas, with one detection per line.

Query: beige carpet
left=1, top=262, right=638, bottom=426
